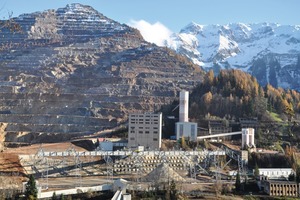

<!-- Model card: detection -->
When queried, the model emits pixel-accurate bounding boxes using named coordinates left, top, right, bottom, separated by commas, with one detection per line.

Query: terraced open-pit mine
left=0, top=3, right=203, bottom=145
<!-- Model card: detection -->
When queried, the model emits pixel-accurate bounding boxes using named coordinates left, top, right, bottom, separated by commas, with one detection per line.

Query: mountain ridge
left=167, top=22, right=300, bottom=90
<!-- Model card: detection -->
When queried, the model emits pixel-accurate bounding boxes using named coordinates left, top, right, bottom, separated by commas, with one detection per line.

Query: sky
left=0, top=0, right=299, bottom=46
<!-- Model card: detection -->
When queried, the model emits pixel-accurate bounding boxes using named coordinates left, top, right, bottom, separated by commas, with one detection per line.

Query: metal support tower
left=34, top=145, right=49, bottom=190
left=103, top=153, right=113, bottom=183
left=223, top=146, right=244, bottom=173
left=133, top=153, right=145, bottom=183
left=66, top=145, right=83, bottom=187
left=74, top=153, right=82, bottom=187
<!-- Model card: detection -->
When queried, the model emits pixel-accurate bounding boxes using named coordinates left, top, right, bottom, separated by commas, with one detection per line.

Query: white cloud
left=128, top=19, right=173, bottom=47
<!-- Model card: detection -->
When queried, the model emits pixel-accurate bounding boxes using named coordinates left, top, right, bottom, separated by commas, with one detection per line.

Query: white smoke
left=128, top=19, right=173, bottom=47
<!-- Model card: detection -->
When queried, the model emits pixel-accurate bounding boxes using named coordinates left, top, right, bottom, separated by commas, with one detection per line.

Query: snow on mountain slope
left=168, top=22, right=300, bottom=90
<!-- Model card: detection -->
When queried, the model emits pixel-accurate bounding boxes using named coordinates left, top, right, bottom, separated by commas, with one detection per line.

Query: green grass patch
left=269, top=112, right=283, bottom=122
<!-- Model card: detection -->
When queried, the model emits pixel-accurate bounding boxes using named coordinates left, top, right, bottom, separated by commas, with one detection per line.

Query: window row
left=130, top=121, right=159, bottom=125
left=129, top=138, right=158, bottom=141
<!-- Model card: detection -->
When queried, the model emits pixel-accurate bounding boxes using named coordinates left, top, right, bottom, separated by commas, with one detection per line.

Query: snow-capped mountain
left=168, top=22, right=300, bottom=90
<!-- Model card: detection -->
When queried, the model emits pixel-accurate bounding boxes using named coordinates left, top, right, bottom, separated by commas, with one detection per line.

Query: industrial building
left=127, top=112, right=162, bottom=150
left=241, top=128, right=255, bottom=149
left=256, top=168, right=297, bottom=197
left=175, top=90, right=198, bottom=141
left=208, top=120, right=232, bottom=134
left=179, top=90, right=189, bottom=123
left=175, top=122, right=197, bottom=141
left=257, top=168, right=294, bottom=180
left=263, top=181, right=300, bottom=197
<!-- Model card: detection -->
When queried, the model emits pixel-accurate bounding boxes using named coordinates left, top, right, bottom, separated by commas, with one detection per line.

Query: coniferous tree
left=60, top=194, right=65, bottom=200
left=254, top=163, right=260, bottom=178
left=25, top=174, right=38, bottom=200
left=235, top=172, right=241, bottom=191
left=296, top=165, right=300, bottom=183
left=52, top=192, right=57, bottom=200
left=288, top=173, right=296, bottom=181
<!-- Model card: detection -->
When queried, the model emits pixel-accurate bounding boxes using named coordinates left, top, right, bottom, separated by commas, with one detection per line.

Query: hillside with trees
left=189, top=69, right=300, bottom=122
left=161, top=69, right=300, bottom=146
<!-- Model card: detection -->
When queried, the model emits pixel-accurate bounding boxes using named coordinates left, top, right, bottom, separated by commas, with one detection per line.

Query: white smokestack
left=179, top=90, right=189, bottom=122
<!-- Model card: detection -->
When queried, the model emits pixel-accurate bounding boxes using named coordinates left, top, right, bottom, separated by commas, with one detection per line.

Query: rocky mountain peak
left=0, top=5, right=203, bottom=144
left=180, top=22, right=204, bottom=35
left=169, top=22, right=300, bottom=90
left=58, top=3, right=108, bottom=22
left=65, top=3, right=96, bottom=12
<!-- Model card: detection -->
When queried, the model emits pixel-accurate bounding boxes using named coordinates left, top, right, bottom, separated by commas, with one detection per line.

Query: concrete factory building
left=175, top=90, right=198, bottom=141
left=257, top=168, right=294, bottom=180
left=258, top=169, right=298, bottom=197
left=128, top=112, right=162, bottom=150
left=242, top=128, right=255, bottom=149
left=176, top=122, right=197, bottom=141
left=179, top=90, right=189, bottom=122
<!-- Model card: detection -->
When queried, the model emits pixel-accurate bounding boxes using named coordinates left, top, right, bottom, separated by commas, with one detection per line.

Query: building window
left=153, top=138, right=158, bottom=141
left=179, top=124, right=183, bottom=136
left=191, top=124, right=196, bottom=138
left=145, top=131, right=150, bottom=134
left=130, top=137, right=135, bottom=140
left=153, top=131, right=158, bottom=134
left=139, top=131, right=143, bottom=134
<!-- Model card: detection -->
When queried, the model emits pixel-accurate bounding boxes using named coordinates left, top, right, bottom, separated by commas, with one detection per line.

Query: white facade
left=175, top=122, right=198, bottom=141
left=128, top=113, right=162, bottom=149
left=242, top=128, right=255, bottom=149
left=256, top=168, right=294, bottom=180
left=179, top=91, right=189, bottom=122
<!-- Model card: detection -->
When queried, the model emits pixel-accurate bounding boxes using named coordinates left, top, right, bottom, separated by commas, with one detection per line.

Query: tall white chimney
left=179, top=90, right=189, bottom=122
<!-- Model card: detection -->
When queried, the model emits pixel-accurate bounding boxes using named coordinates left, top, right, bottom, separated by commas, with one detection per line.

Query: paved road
left=38, top=176, right=112, bottom=189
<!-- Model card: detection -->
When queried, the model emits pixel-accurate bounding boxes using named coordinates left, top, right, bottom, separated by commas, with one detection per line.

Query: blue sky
left=0, top=0, right=299, bottom=32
